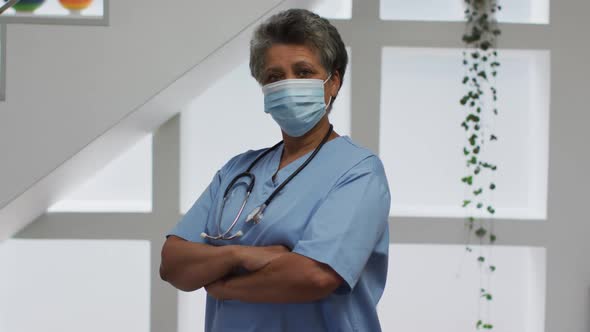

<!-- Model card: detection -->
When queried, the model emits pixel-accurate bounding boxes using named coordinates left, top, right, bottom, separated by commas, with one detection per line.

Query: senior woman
left=160, top=8, right=391, bottom=332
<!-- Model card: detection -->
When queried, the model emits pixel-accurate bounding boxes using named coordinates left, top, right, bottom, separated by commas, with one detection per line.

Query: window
left=378, top=244, right=546, bottom=332
left=48, top=134, right=153, bottom=213
left=178, top=289, right=207, bottom=332
left=380, top=0, right=550, bottom=24
left=310, top=0, right=352, bottom=19
left=380, top=47, right=549, bottom=220
left=0, top=239, right=150, bottom=332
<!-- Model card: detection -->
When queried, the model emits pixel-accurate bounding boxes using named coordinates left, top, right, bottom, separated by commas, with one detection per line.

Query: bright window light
left=378, top=244, right=546, bottom=332
left=178, top=289, right=207, bottom=332
left=0, top=239, right=150, bottom=332
left=380, top=47, right=550, bottom=219
left=380, top=0, right=549, bottom=24
left=48, top=134, right=153, bottom=213
left=310, top=0, right=352, bottom=19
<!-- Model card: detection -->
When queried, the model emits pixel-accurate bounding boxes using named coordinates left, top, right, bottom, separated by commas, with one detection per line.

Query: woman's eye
left=297, top=70, right=312, bottom=77
left=268, top=74, right=283, bottom=82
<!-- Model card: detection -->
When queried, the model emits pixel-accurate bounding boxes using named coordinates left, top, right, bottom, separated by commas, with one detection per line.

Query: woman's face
left=262, top=43, right=340, bottom=106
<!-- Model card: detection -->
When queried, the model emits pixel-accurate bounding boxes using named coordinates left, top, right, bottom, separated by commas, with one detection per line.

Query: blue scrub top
left=167, top=135, right=391, bottom=332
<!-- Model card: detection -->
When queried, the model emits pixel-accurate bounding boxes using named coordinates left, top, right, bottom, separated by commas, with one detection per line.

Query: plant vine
left=460, top=0, right=501, bottom=330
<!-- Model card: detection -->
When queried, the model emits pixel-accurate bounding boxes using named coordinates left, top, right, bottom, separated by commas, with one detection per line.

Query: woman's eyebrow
left=292, top=61, right=315, bottom=69
left=264, top=67, right=284, bottom=74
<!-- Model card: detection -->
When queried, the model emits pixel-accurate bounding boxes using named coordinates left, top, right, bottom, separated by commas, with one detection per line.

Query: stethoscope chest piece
left=246, top=204, right=267, bottom=224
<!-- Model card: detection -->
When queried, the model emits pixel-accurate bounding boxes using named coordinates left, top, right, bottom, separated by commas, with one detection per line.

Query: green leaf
left=475, top=227, right=486, bottom=237
left=462, top=176, right=474, bottom=185
left=489, top=183, right=496, bottom=190
left=473, top=188, right=483, bottom=195
left=490, top=134, right=498, bottom=141
left=474, top=166, right=481, bottom=175
left=469, top=134, right=478, bottom=146
left=476, top=320, right=483, bottom=329
left=464, top=147, right=470, bottom=155
left=490, top=234, right=497, bottom=243
left=476, top=202, right=483, bottom=209
left=480, top=162, right=497, bottom=170
left=473, top=146, right=480, bottom=154
left=489, top=265, right=496, bottom=272
left=463, top=200, right=472, bottom=207
left=460, top=95, right=470, bottom=105
left=463, top=76, right=469, bottom=84
left=478, top=256, right=485, bottom=262
left=487, top=206, right=496, bottom=214
left=467, top=114, right=480, bottom=123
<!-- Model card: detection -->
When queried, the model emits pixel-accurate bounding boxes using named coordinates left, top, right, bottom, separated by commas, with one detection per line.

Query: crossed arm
left=159, top=235, right=343, bottom=303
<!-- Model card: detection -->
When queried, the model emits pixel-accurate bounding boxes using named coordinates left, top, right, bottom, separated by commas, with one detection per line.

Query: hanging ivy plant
left=461, top=0, right=501, bottom=330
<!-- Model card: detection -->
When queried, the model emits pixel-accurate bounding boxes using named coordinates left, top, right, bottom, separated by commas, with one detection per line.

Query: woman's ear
left=330, top=71, right=342, bottom=98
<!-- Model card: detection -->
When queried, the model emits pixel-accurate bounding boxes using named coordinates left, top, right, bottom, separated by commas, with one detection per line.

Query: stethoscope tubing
left=202, top=124, right=334, bottom=241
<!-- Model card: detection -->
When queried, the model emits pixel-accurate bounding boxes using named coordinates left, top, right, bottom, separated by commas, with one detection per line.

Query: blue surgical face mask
left=262, top=75, right=332, bottom=137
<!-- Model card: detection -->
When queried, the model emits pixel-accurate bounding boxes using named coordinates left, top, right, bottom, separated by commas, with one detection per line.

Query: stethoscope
left=200, top=124, right=334, bottom=241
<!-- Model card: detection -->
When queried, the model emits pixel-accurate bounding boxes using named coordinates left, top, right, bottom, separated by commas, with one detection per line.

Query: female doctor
left=160, top=8, right=391, bottom=332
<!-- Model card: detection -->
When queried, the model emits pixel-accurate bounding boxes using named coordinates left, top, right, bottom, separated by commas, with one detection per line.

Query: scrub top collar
left=269, top=135, right=349, bottom=186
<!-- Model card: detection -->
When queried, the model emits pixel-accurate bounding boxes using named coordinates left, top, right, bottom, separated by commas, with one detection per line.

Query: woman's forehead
left=264, top=44, right=322, bottom=69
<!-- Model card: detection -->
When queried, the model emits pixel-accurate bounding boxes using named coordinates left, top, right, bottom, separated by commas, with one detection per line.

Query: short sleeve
left=165, top=170, right=222, bottom=243
left=291, top=156, right=391, bottom=293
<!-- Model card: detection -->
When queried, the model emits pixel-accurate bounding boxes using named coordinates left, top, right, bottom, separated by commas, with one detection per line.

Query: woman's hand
left=205, top=279, right=229, bottom=301
left=237, top=245, right=290, bottom=272
left=205, top=245, right=289, bottom=300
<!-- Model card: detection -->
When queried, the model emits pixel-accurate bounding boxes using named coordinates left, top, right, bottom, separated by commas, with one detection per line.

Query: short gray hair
left=249, top=8, right=348, bottom=90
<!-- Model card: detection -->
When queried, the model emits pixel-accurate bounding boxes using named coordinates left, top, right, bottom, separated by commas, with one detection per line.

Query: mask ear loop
left=326, top=96, right=333, bottom=110
left=324, top=73, right=334, bottom=111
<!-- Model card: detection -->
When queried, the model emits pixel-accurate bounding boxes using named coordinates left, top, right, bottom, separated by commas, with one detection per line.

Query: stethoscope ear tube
left=223, top=172, right=255, bottom=198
